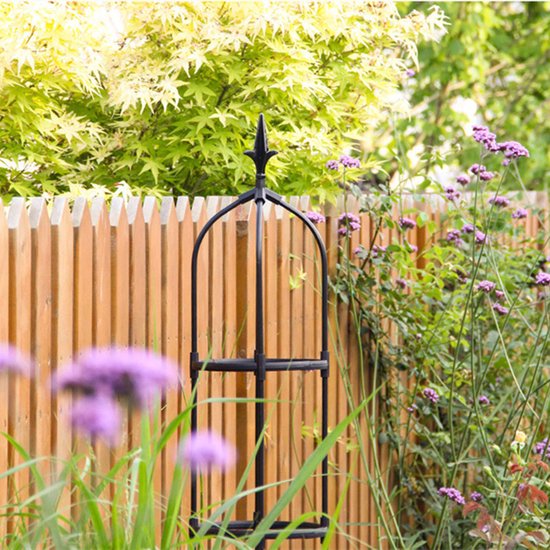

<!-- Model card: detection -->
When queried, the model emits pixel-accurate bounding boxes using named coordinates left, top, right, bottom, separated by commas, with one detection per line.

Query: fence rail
left=0, top=192, right=548, bottom=548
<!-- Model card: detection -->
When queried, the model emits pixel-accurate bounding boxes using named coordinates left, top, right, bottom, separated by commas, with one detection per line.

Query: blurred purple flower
left=498, top=141, right=529, bottom=160
left=407, top=243, right=418, bottom=253
left=372, top=244, right=387, bottom=258
left=470, top=164, right=486, bottom=175
left=495, top=290, right=505, bottom=301
left=511, top=208, right=528, bottom=219
left=456, top=175, right=470, bottom=186
left=476, top=280, right=496, bottom=293
left=479, top=171, right=495, bottom=182
left=423, top=388, right=439, bottom=404
left=338, top=212, right=361, bottom=237
left=461, top=223, right=475, bottom=234
left=492, top=303, right=509, bottom=316
left=475, top=231, right=487, bottom=245
left=534, top=272, right=550, bottom=286
left=326, top=160, right=340, bottom=171
left=0, top=344, right=32, bottom=376
left=406, top=404, right=417, bottom=413
left=438, top=487, right=465, bottom=505
left=405, top=68, right=416, bottom=77
left=472, top=125, right=499, bottom=152
left=55, top=347, right=178, bottom=408
left=471, top=491, right=484, bottom=502
left=398, top=217, right=416, bottom=230
left=534, top=438, right=550, bottom=460
left=179, top=430, right=236, bottom=472
left=339, top=155, right=361, bottom=169
left=446, top=229, right=463, bottom=246
left=305, top=211, right=326, bottom=225
left=71, top=393, right=120, bottom=446
left=395, top=278, right=408, bottom=290
left=445, top=186, right=461, bottom=202
left=488, top=196, right=510, bottom=208
left=478, top=395, right=490, bottom=406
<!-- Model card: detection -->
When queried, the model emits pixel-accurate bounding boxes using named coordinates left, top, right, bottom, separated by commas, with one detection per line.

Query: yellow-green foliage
left=0, top=1, right=446, bottom=200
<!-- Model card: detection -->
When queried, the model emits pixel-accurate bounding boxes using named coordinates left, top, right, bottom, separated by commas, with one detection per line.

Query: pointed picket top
left=244, top=113, right=278, bottom=185
left=29, top=198, right=49, bottom=230
left=90, top=197, right=108, bottom=227
left=72, top=197, right=92, bottom=229
left=7, top=197, right=29, bottom=229
left=160, top=197, right=177, bottom=225
left=127, top=196, right=144, bottom=225
left=175, top=196, right=191, bottom=223
left=143, top=196, right=160, bottom=225
left=110, top=196, right=128, bottom=227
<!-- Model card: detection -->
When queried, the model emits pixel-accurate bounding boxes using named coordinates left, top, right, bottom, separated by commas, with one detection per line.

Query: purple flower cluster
left=423, top=387, right=439, bottom=404
left=492, top=303, right=509, bottom=316
left=395, top=278, right=408, bottom=289
left=475, top=231, right=487, bottom=245
left=511, top=208, right=528, bottom=219
left=488, top=196, right=510, bottom=208
left=470, top=164, right=486, bottom=175
left=473, top=125, right=499, bottom=152
left=479, top=171, right=495, bottom=182
left=338, top=212, right=361, bottom=236
left=407, top=243, right=418, bottom=253
left=534, top=438, right=550, bottom=460
left=178, top=430, right=236, bottom=472
left=461, top=223, right=475, bottom=234
left=438, top=487, right=466, bottom=505
left=445, top=186, right=461, bottom=202
left=478, top=395, right=490, bottom=406
left=0, top=344, right=32, bottom=376
left=339, top=154, right=361, bottom=169
left=456, top=175, right=470, bottom=186
left=398, top=217, right=417, bottom=230
left=305, top=211, right=326, bottom=225
left=446, top=229, right=464, bottom=247
left=55, top=347, right=178, bottom=444
left=535, top=272, right=550, bottom=286
left=327, top=155, right=361, bottom=170
left=470, top=491, right=484, bottom=502
left=499, top=141, right=529, bottom=166
left=472, top=125, right=529, bottom=166
left=372, top=244, right=387, bottom=258
left=477, top=280, right=496, bottom=293
left=495, top=290, right=505, bottom=301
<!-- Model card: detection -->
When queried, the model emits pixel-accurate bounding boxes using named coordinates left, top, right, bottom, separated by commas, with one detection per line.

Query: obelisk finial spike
left=244, top=114, right=278, bottom=188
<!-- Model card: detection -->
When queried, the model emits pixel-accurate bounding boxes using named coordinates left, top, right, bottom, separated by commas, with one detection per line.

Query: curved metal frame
left=190, top=115, right=329, bottom=547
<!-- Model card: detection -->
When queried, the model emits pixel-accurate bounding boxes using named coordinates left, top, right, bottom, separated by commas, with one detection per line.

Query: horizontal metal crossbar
left=190, top=519, right=328, bottom=540
left=191, top=358, right=328, bottom=373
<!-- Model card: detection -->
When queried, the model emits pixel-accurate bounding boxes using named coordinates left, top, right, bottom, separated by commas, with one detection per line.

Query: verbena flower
left=438, top=487, right=465, bottom=505
left=475, top=231, right=487, bottom=244
left=407, top=243, right=418, bottom=253
left=179, top=430, right=236, bottom=472
left=495, top=290, right=505, bottom=301
left=534, top=272, right=550, bottom=286
left=488, top=196, right=510, bottom=208
left=533, top=438, right=550, bottom=460
left=445, top=186, right=461, bottom=201
left=337, top=212, right=361, bottom=237
left=471, top=491, right=484, bottom=502
left=398, top=217, right=416, bottom=230
left=423, top=387, right=439, bottom=404
left=479, top=171, right=495, bottom=181
left=338, top=154, right=361, bottom=169
left=478, top=395, right=490, bottom=406
left=461, top=223, right=475, bottom=234
left=470, top=164, right=486, bottom=175
left=476, top=280, right=496, bottom=293
left=492, top=303, right=509, bottom=316
left=446, top=229, right=464, bottom=247
left=0, top=344, right=32, bottom=376
left=305, top=211, right=326, bottom=224
left=371, top=244, right=387, bottom=258
left=511, top=208, right=528, bottom=219
left=395, top=278, right=408, bottom=289
left=498, top=140, right=529, bottom=163
left=326, top=159, right=340, bottom=171
left=55, top=347, right=178, bottom=408
left=456, top=175, right=470, bottom=186
left=71, top=393, right=120, bottom=445
left=472, top=125, right=499, bottom=152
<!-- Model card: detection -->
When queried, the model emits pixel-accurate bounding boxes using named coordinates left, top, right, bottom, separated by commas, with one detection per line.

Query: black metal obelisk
left=190, top=115, right=329, bottom=547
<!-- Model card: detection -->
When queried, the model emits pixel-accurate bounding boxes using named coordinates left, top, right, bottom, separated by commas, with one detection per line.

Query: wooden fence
left=0, top=192, right=547, bottom=548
